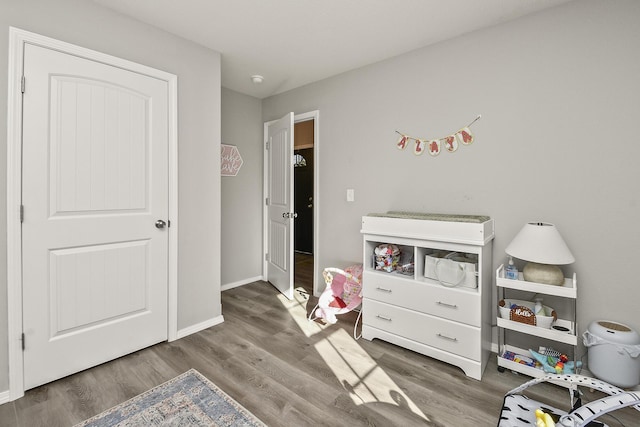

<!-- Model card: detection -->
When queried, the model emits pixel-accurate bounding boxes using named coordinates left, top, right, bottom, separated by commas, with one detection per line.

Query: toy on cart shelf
left=529, top=349, right=582, bottom=374
left=501, top=351, right=537, bottom=368
left=501, top=349, right=582, bottom=375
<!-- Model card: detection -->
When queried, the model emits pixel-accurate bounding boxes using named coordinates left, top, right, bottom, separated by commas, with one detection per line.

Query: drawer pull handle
left=376, top=315, right=392, bottom=322
left=436, top=301, right=458, bottom=309
left=376, top=287, right=392, bottom=293
left=437, top=333, right=458, bottom=342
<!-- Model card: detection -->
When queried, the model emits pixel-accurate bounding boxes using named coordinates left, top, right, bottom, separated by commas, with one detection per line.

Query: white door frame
left=5, top=27, right=179, bottom=401
left=263, top=110, right=320, bottom=296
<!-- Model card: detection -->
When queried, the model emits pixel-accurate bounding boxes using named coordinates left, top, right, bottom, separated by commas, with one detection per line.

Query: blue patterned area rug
left=74, top=369, right=266, bottom=427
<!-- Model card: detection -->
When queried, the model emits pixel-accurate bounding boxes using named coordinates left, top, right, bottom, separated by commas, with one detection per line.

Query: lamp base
left=523, top=262, right=564, bottom=286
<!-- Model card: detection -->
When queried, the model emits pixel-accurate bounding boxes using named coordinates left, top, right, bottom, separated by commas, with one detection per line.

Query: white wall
left=261, top=0, right=640, bottom=360
left=0, top=0, right=222, bottom=392
left=221, top=88, right=264, bottom=288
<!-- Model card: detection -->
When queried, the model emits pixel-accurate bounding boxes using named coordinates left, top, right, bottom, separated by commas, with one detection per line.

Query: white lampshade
left=505, top=222, right=574, bottom=265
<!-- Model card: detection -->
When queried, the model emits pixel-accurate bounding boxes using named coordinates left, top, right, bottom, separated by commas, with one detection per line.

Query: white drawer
left=363, top=299, right=480, bottom=360
left=363, top=271, right=480, bottom=326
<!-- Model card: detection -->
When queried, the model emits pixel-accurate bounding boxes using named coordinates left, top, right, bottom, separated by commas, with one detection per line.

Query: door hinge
left=20, top=205, right=24, bottom=223
left=21, top=332, right=25, bottom=351
left=21, top=75, right=25, bottom=94
left=265, top=253, right=268, bottom=261
left=265, top=141, right=269, bottom=150
left=265, top=198, right=269, bottom=205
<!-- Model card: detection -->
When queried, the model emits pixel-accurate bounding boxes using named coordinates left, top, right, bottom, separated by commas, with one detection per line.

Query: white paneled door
left=21, top=43, right=169, bottom=389
left=266, top=113, right=294, bottom=300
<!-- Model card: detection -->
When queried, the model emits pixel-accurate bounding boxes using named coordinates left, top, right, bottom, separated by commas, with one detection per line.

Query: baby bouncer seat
left=497, top=373, right=640, bottom=427
left=308, top=264, right=363, bottom=339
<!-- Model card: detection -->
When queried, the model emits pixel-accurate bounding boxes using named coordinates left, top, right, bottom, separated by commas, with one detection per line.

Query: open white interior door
left=266, top=113, right=294, bottom=299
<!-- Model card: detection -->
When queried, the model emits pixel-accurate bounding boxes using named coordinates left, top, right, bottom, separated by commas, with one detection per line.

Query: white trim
left=6, top=27, right=179, bottom=400
left=167, top=72, right=179, bottom=343
left=7, top=26, right=26, bottom=402
left=175, top=316, right=225, bottom=340
left=221, top=276, right=263, bottom=292
left=0, top=390, right=11, bottom=406
left=262, top=111, right=320, bottom=296
left=262, top=120, right=274, bottom=284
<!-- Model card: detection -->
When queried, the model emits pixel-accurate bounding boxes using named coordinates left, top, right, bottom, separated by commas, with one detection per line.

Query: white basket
left=498, top=299, right=556, bottom=329
left=424, top=252, right=477, bottom=288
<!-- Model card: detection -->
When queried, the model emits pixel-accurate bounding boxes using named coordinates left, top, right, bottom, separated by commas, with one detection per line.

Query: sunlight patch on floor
left=276, top=287, right=331, bottom=337
left=274, top=282, right=428, bottom=421
left=314, top=328, right=430, bottom=422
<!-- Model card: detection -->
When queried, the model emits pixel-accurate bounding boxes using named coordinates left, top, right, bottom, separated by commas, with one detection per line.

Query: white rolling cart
left=496, top=263, right=578, bottom=380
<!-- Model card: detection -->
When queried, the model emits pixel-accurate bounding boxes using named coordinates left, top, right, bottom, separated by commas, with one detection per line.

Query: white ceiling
left=93, top=0, right=572, bottom=99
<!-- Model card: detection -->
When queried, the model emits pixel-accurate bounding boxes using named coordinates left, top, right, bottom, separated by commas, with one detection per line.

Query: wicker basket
left=509, top=305, right=537, bottom=326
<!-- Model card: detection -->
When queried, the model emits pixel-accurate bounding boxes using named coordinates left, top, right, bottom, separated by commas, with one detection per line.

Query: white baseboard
left=0, top=390, right=10, bottom=405
left=221, top=276, right=263, bottom=292
left=175, top=315, right=224, bottom=340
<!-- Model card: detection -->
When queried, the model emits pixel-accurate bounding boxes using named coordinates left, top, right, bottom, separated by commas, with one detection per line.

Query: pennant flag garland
left=395, top=115, right=481, bottom=158
left=444, top=135, right=458, bottom=152
left=457, top=127, right=473, bottom=145
left=396, top=135, right=408, bottom=150
left=428, top=140, right=441, bottom=156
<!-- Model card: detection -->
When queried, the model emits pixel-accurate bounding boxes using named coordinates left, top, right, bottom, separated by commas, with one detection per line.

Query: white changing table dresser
left=361, top=212, right=494, bottom=380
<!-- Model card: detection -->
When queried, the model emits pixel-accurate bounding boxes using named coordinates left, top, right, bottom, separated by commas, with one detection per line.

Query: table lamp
left=505, top=222, right=574, bottom=285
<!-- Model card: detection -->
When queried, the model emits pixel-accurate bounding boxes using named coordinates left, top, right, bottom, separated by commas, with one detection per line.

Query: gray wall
left=262, top=0, right=640, bottom=360
left=221, top=88, right=264, bottom=287
left=0, top=0, right=222, bottom=392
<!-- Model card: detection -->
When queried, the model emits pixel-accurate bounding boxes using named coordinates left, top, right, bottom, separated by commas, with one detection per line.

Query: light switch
left=346, top=189, right=355, bottom=202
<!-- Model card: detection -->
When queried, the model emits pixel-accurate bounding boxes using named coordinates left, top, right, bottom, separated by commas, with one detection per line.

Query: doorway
left=293, top=119, right=314, bottom=297
left=263, top=111, right=319, bottom=300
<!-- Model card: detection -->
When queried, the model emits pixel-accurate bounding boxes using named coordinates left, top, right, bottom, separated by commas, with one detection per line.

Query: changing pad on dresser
left=367, top=211, right=490, bottom=224
left=361, top=212, right=494, bottom=244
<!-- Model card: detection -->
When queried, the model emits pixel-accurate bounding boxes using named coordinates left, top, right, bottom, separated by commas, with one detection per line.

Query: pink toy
left=308, top=265, right=363, bottom=339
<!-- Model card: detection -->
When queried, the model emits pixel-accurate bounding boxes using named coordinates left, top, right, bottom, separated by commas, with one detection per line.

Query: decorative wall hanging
left=221, top=144, right=243, bottom=176
left=395, top=115, right=481, bottom=157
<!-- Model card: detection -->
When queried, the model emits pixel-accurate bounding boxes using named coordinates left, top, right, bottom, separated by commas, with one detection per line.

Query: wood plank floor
left=1, top=256, right=638, bottom=426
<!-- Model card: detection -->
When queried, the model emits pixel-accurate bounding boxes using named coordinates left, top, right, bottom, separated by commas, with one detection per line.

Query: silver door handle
left=155, top=219, right=167, bottom=229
